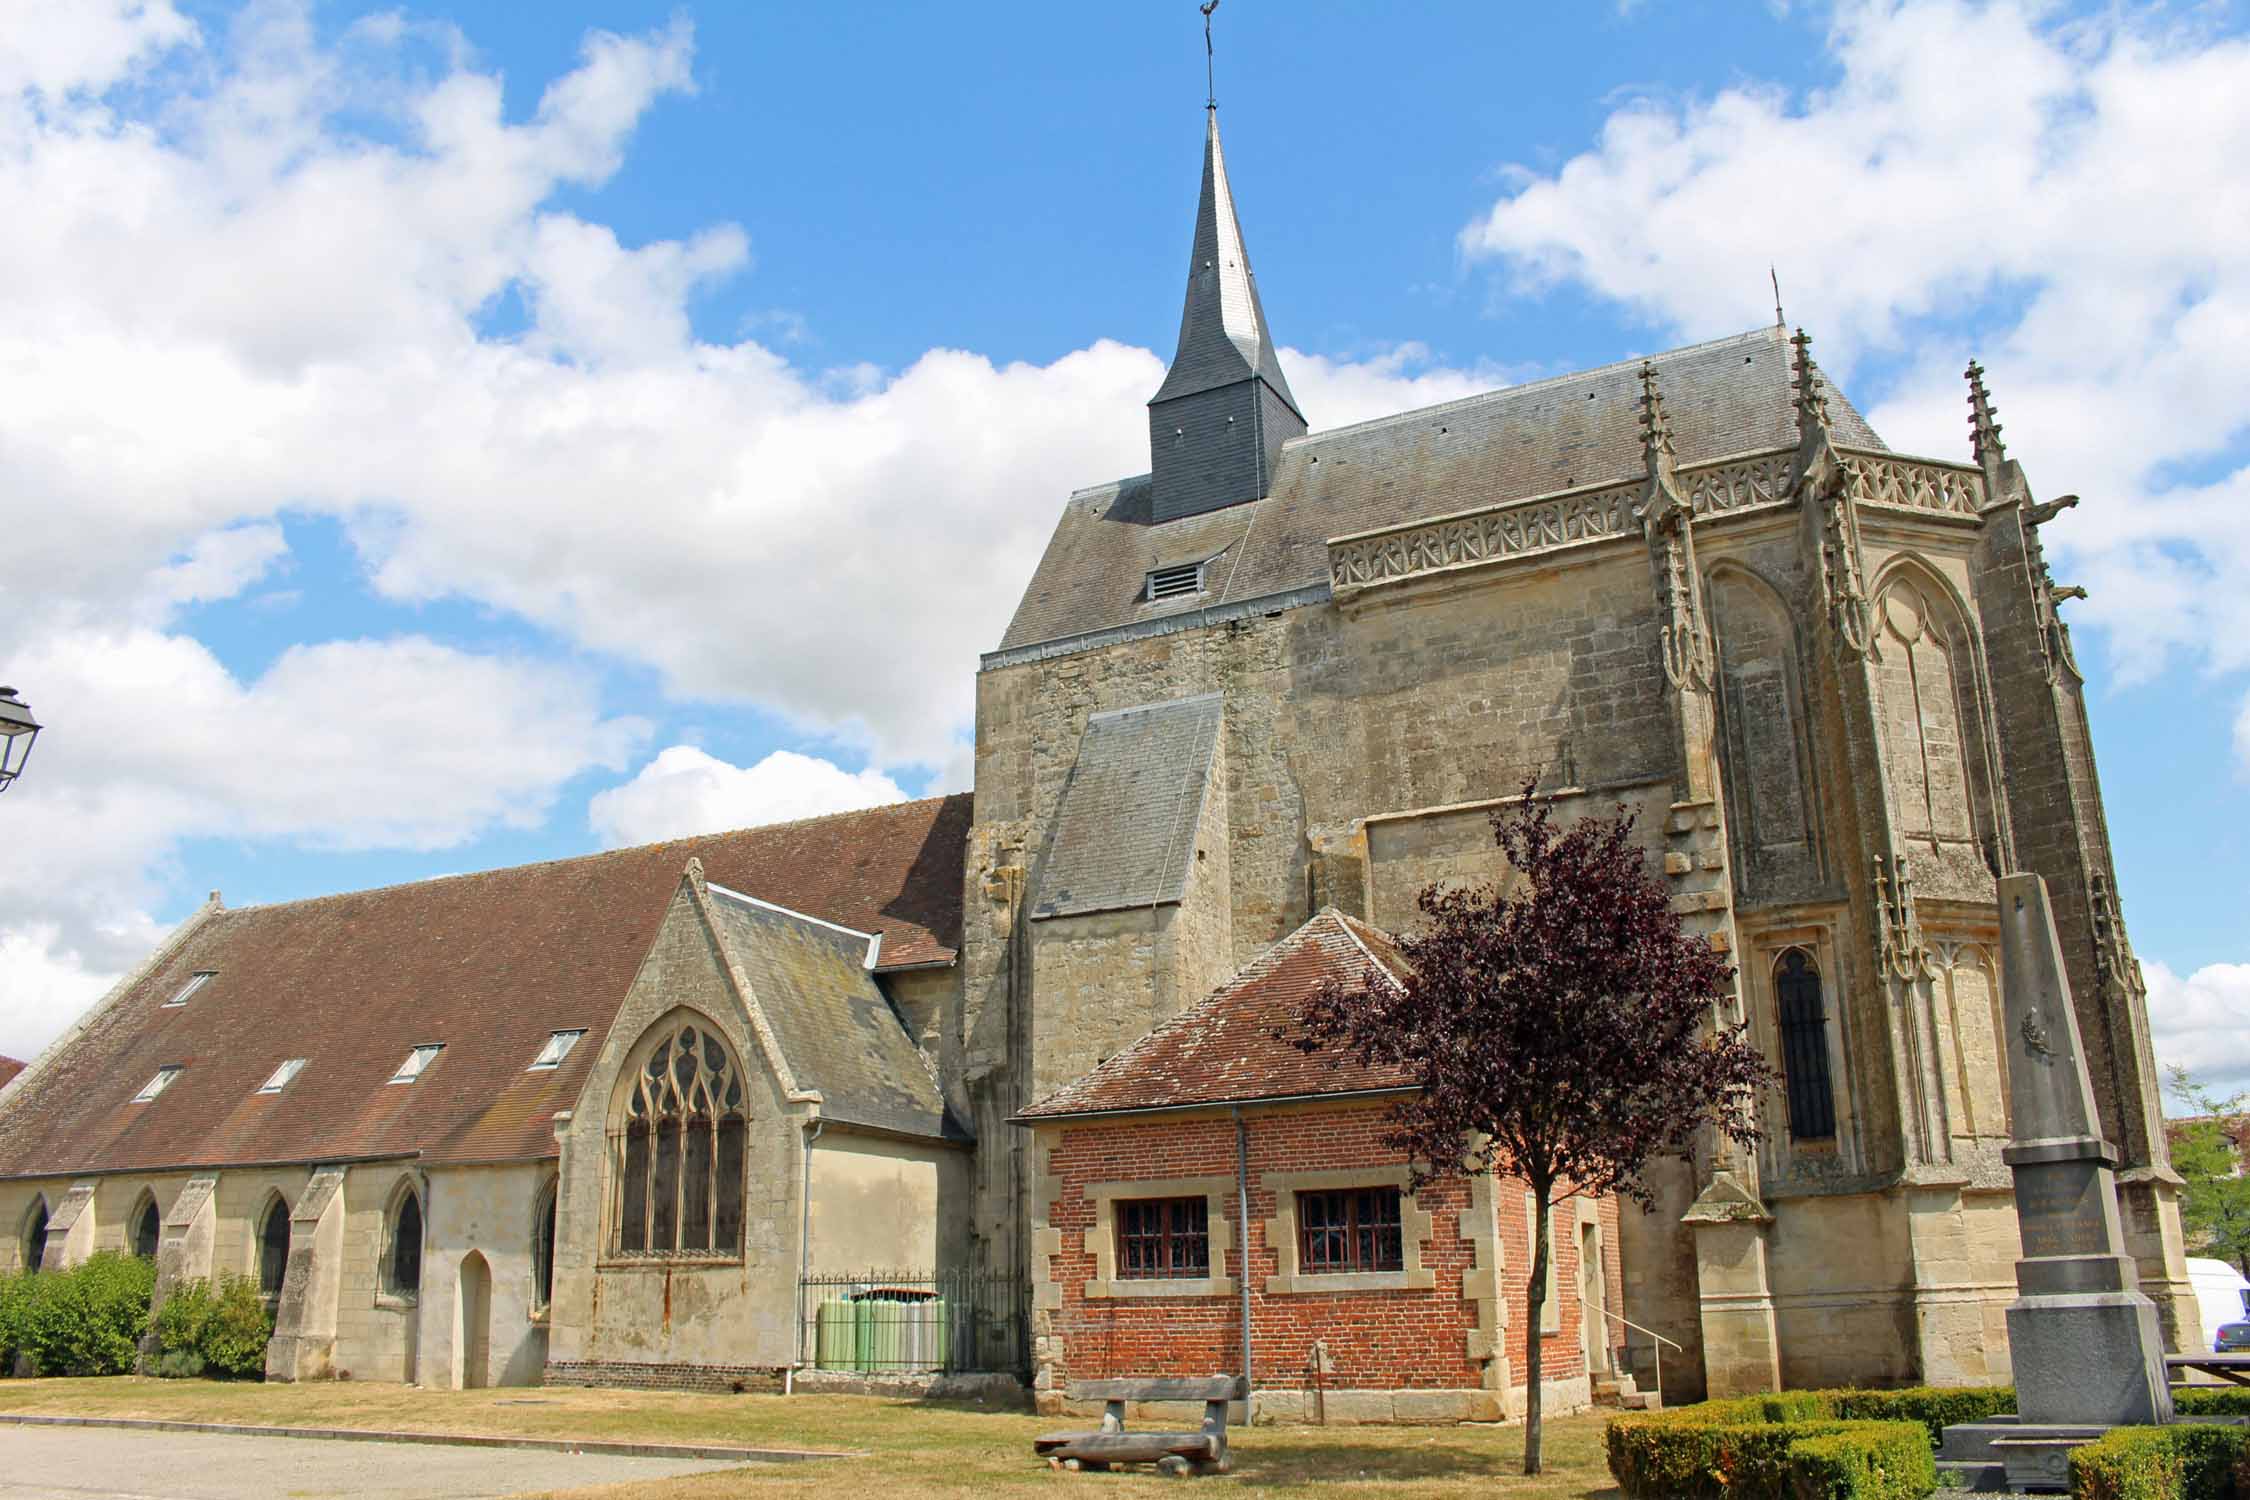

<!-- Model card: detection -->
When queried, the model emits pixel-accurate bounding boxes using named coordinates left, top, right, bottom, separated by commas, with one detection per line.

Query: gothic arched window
left=385, top=1188, right=423, bottom=1298
left=532, top=1179, right=558, bottom=1313
left=1775, top=949, right=1837, bottom=1142
left=258, top=1195, right=291, bottom=1298
left=611, top=1018, right=747, bottom=1257
left=131, top=1194, right=161, bottom=1260
left=21, top=1198, right=48, bottom=1271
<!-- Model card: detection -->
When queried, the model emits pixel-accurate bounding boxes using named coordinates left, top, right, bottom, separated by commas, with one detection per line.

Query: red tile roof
left=1017, top=908, right=1416, bottom=1120
left=0, top=1058, right=22, bottom=1091
left=0, top=795, right=969, bottom=1178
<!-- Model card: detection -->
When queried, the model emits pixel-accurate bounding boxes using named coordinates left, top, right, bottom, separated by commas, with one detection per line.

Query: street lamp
left=0, top=687, right=40, bottom=795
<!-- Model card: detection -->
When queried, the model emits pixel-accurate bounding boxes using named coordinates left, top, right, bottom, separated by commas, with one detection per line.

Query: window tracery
left=610, top=1018, right=747, bottom=1258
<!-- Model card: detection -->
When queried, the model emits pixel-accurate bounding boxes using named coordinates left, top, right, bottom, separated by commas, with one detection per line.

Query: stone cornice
left=1325, top=446, right=1986, bottom=599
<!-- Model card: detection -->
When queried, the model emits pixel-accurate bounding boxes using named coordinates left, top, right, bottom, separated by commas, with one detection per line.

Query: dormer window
left=131, top=1067, right=181, bottom=1103
left=257, top=1059, right=306, bottom=1095
left=527, top=1030, right=586, bottom=1071
left=388, top=1044, right=443, bottom=1085
left=1146, top=562, right=1205, bottom=602
left=164, top=972, right=214, bottom=1008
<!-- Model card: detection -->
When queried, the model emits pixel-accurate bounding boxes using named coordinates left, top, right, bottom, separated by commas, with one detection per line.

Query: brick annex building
left=0, top=99, right=2186, bottom=1414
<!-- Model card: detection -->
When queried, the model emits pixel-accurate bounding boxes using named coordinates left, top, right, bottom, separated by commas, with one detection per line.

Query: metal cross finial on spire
left=1202, top=0, right=1220, bottom=109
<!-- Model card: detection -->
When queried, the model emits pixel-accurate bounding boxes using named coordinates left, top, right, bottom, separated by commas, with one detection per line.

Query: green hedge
left=1608, top=1404, right=1937, bottom=1500
left=1823, top=1386, right=2017, bottom=1447
left=2069, top=1424, right=2250, bottom=1500
left=149, top=1273, right=272, bottom=1380
left=2174, top=1388, right=2250, bottom=1420
left=1786, top=1425, right=1940, bottom=1500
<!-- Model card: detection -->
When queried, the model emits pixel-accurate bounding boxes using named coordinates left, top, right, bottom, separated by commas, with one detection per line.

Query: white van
left=2185, top=1257, right=2250, bottom=1351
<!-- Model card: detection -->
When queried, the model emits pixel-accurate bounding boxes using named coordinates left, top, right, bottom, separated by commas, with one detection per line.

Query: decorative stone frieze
left=1843, top=451, right=1984, bottom=519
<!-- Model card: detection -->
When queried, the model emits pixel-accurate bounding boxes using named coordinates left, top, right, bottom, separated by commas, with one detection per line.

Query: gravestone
left=1938, top=872, right=2172, bottom=1490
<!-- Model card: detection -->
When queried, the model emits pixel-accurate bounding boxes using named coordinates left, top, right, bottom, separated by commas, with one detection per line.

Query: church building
left=0, top=91, right=2186, bottom=1414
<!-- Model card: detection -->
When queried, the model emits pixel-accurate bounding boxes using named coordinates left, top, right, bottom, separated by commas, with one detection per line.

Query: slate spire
left=1146, top=107, right=1308, bottom=524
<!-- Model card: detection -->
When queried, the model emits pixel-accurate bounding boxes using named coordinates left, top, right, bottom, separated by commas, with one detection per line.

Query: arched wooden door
left=456, top=1251, right=491, bottom=1389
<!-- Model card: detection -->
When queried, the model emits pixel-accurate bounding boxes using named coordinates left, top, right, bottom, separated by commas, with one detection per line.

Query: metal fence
left=797, top=1267, right=1027, bottom=1376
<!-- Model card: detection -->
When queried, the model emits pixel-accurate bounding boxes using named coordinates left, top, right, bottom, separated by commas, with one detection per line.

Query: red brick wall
left=1042, top=1102, right=1594, bottom=1392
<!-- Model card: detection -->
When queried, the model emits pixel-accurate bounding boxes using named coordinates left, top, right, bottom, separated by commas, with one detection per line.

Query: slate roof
left=1032, top=695, right=1222, bottom=919
left=703, top=886, right=959, bottom=1141
left=997, top=325, right=1886, bottom=653
left=1149, top=109, right=1300, bottom=418
left=1017, top=908, right=1417, bottom=1120
left=0, top=795, right=969, bottom=1179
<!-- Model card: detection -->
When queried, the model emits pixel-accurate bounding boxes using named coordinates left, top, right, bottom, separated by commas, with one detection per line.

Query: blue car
left=2218, top=1320, right=2250, bottom=1353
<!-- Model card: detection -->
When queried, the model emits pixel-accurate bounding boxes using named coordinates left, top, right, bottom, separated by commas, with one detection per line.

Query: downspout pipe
left=1233, top=1107, right=1254, bottom=1417
left=791, top=1117, right=824, bottom=1394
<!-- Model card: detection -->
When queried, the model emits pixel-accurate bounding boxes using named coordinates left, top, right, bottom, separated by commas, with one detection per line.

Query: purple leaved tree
left=1288, top=783, right=1773, bottom=1474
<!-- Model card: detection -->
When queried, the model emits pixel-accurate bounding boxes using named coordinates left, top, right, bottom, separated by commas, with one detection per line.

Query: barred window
left=612, top=1019, right=747, bottom=1257
left=1299, top=1187, right=1403, bottom=1274
left=1776, top=948, right=1837, bottom=1142
left=1115, top=1197, right=1209, bottom=1279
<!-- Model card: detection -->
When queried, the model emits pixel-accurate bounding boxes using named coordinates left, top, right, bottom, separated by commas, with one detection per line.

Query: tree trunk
left=1524, top=1185, right=1551, bottom=1475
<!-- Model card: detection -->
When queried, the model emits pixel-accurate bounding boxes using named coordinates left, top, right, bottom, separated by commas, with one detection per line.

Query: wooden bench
left=2168, top=1353, right=2250, bottom=1387
left=1033, top=1376, right=1246, bottom=1477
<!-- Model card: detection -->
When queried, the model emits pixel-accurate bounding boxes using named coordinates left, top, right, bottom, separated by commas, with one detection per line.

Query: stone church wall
left=546, top=884, right=809, bottom=1386
left=806, top=1129, right=970, bottom=1273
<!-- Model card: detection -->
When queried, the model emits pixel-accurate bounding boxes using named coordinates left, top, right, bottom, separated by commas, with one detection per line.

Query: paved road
left=0, top=1426, right=749, bottom=1498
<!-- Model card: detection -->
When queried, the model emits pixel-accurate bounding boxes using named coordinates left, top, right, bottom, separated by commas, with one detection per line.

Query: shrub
left=11, top=1253, right=154, bottom=1376
left=150, top=1350, right=205, bottom=1379
left=2173, top=1387, right=2250, bottom=1420
left=2068, top=1423, right=2250, bottom=1500
left=0, top=1272, right=35, bottom=1373
left=1608, top=1407, right=1936, bottom=1500
left=1786, top=1423, right=1938, bottom=1500
left=1822, top=1386, right=2017, bottom=1447
left=151, top=1272, right=270, bottom=1380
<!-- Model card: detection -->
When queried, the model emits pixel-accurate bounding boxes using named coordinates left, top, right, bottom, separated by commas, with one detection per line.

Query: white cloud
left=1459, top=0, right=2250, bottom=1073
left=2147, top=959, right=2250, bottom=1107
left=0, top=3, right=1504, bottom=1062
left=589, top=746, right=906, bottom=849
left=1462, top=0, right=2250, bottom=722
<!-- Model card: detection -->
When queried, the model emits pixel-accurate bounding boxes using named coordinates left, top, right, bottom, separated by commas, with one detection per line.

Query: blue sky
left=4, top=0, right=2249, bottom=1095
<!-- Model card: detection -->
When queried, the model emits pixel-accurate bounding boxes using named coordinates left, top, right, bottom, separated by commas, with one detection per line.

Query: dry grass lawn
left=0, top=1378, right=1624, bottom=1498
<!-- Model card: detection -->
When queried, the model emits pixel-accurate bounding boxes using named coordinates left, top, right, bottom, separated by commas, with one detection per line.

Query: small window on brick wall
left=1298, top=1187, right=1404, bottom=1274
left=1116, top=1196, right=1209, bottom=1279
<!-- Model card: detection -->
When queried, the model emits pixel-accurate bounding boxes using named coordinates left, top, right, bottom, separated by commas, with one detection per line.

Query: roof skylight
left=163, top=972, right=214, bottom=1008
left=131, top=1066, right=181, bottom=1103
left=388, top=1044, right=443, bottom=1085
left=257, top=1059, right=306, bottom=1095
left=527, top=1030, right=586, bottom=1071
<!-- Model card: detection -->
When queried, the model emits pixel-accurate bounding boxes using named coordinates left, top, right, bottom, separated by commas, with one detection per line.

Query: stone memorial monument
left=1939, top=872, right=2173, bottom=1490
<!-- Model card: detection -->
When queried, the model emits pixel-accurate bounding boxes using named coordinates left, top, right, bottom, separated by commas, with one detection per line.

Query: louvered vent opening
left=1147, top=562, right=1204, bottom=601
